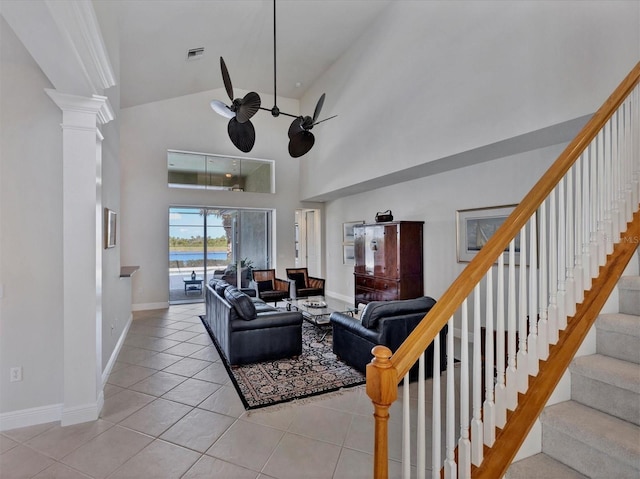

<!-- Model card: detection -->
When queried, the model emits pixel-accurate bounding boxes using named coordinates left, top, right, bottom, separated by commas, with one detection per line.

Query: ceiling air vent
left=186, top=47, right=204, bottom=61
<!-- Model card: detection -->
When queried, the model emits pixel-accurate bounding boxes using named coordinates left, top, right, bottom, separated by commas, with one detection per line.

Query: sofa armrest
left=329, top=312, right=380, bottom=344
left=231, top=311, right=303, bottom=331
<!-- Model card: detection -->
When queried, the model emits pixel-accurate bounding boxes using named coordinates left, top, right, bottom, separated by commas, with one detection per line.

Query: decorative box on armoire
left=353, top=221, right=424, bottom=308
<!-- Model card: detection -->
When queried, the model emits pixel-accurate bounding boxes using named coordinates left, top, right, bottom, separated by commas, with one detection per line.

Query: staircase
left=507, top=275, right=640, bottom=479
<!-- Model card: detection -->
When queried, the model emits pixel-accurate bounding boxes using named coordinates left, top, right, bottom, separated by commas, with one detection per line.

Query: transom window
left=167, top=149, right=274, bottom=193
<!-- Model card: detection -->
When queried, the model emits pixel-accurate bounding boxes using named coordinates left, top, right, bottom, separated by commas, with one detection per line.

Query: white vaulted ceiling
left=95, top=0, right=391, bottom=109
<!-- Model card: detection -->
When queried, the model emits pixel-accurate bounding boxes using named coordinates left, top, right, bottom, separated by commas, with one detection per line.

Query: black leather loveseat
left=330, top=296, right=447, bottom=377
left=204, top=279, right=303, bottom=365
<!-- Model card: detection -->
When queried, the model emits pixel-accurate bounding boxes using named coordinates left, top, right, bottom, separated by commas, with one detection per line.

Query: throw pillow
left=224, top=286, right=257, bottom=320
left=361, top=296, right=436, bottom=329
left=256, top=279, right=274, bottom=292
left=214, top=281, right=231, bottom=296
left=288, top=272, right=306, bottom=291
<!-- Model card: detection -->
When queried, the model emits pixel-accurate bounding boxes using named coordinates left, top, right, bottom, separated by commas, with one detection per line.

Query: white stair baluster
left=597, top=130, right=607, bottom=265
left=548, top=188, right=559, bottom=345
left=589, top=138, right=600, bottom=277
left=603, top=119, right=615, bottom=254
left=403, top=374, right=412, bottom=479
left=557, top=177, right=567, bottom=330
left=444, top=318, right=456, bottom=479
left=483, top=269, right=495, bottom=446
left=538, top=202, right=549, bottom=361
left=612, top=109, right=624, bottom=232
left=458, top=300, right=471, bottom=479
left=528, top=214, right=539, bottom=376
left=471, top=285, right=484, bottom=465
left=565, top=168, right=576, bottom=317
left=582, top=146, right=593, bottom=290
left=517, top=225, right=529, bottom=392
left=574, top=155, right=584, bottom=303
left=506, top=240, right=519, bottom=410
left=495, top=253, right=507, bottom=427
left=432, top=336, right=441, bottom=479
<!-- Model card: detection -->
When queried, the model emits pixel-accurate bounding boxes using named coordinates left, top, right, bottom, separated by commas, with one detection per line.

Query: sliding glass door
left=169, top=207, right=271, bottom=303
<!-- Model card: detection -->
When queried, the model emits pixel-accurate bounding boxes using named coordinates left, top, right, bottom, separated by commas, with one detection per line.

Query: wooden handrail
left=389, top=61, right=640, bottom=380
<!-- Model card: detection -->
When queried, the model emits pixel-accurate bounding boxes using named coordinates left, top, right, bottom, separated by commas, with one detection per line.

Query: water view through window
left=169, top=207, right=271, bottom=304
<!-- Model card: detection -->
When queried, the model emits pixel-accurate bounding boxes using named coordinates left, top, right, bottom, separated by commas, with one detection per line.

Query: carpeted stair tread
left=541, top=400, right=640, bottom=469
left=506, top=453, right=588, bottom=479
left=571, top=354, right=640, bottom=394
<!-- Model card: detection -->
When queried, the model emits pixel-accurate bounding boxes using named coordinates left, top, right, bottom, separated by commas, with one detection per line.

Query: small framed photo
left=343, top=244, right=355, bottom=265
left=104, top=208, right=117, bottom=249
left=456, top=205, right=528, bottom=264
left=342, top=220, right=363, bottom=265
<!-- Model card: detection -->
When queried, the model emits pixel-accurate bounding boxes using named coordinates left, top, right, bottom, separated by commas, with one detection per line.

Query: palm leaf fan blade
left=228, top=118, right=256, bottom=153
left=288, top=131, right=315, bottom=158
left=288, top=117, right=304, bottom=139
left=220, top=57, right=234, bottom=102
left=235, top=91, right=261, bottom=123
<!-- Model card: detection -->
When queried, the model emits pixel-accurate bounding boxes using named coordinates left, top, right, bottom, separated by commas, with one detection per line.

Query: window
left=169, top=207, right=272, bottom=303
left=167, top=150, right=274, bottom=193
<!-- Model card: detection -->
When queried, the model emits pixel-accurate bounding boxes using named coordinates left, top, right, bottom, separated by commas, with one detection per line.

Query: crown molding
left=44, top=0, right=116, bottom=92
left=1, top=0, right=115, bottom=97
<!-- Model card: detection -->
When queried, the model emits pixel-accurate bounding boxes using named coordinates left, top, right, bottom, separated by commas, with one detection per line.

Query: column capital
left=45, top=89, right=114, bottom=125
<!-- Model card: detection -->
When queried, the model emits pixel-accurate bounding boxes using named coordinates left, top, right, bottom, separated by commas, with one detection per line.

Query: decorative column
left=46, top=90, right=114, bottom=426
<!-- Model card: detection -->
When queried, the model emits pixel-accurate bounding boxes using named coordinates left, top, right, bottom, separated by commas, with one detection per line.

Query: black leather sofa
left=330, top=296, right=447, bottom=377
left=204, top=279, right=303, bottom=365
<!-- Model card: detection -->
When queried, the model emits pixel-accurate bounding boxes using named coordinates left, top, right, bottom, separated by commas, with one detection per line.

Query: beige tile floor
left=0, top=303, right=410, bottom=478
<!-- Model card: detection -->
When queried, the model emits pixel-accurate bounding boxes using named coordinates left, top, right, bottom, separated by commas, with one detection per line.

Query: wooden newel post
left=366, top=345, right=398, bottom=479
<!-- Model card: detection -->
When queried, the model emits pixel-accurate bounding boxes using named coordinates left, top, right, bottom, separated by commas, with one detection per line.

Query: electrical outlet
left=10, top=367, right=22, bottom=382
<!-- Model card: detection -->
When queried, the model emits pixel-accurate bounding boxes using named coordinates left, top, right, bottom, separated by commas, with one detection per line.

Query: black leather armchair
left=330, top=296, right=447, bottom=377
left=251, top=269, right=291, bottom=305
left=286, top=268, right=325, bottom=298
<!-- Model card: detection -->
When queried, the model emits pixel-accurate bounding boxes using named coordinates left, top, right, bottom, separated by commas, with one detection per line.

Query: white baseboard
left=61, top=395, right=102, bottom=427
left=325, top=290, right=353, bottom=305
left=132, top=302, right=169, bottom=311
left=102, top=313, right=133, bottom=385
left=0, top=403, right=62, bottom=431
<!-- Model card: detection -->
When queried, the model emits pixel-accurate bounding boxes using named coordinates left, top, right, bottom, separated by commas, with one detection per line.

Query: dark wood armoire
left=353, top=221, right=424, bottom=307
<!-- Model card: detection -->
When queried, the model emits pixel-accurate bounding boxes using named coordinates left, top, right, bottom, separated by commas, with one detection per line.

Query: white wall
left=119, top=90, right=323, bottom=309
left=299, top=0, right=640, bottom=202
left=0, top=17, right=64, bottom=413
left=325, top=143, right=565, bottom=302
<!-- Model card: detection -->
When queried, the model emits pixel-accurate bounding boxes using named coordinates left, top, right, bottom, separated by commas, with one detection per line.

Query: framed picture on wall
left=342, top=220, right=363, bottom=265
left=456, top=205, right=530, bottom=264
left=104, top=208, right=117, bottom=249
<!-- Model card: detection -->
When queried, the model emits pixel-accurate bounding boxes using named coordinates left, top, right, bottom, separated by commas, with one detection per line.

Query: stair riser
left=596, top=329, right=640, bottom=364
left=542, top=426, right=640, bottom=479
left=571, top=375, right=640, bottom=426
left=619, top=282, right=640, bottom=316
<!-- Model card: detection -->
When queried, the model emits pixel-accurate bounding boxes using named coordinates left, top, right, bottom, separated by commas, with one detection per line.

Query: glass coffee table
left=285, top=296, right=358, bottom=334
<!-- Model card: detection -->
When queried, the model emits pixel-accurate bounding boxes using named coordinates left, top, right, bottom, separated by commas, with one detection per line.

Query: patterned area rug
left=199, top=317, right=365, bottom=409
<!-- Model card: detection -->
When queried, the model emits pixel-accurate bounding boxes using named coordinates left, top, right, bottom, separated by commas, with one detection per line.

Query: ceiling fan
left=210, top=0, right=336, bottom=157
